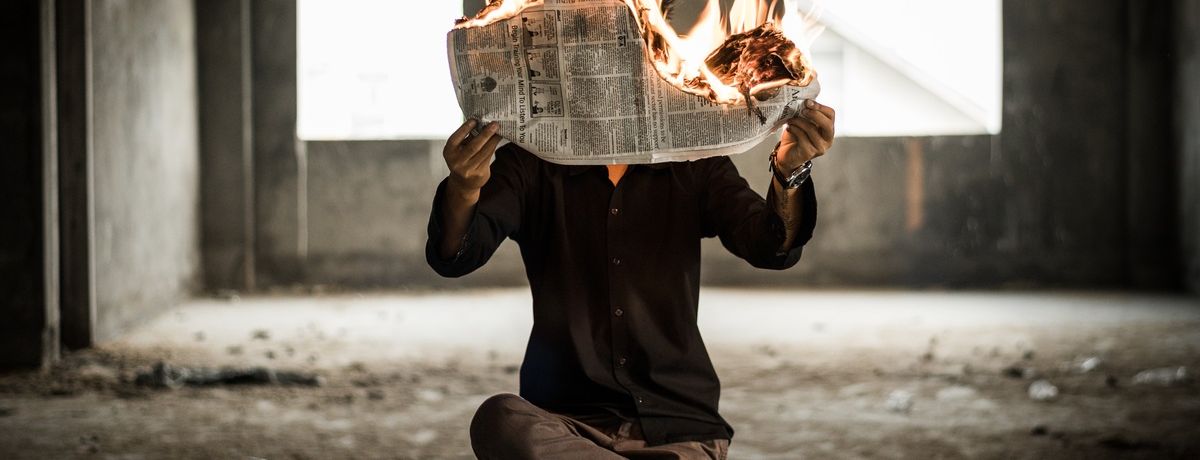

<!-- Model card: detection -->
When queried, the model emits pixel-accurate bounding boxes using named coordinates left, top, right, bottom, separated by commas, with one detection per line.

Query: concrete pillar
left=1000, top=1, right=1133, bottom=286
left=56, top=0, right=96, bottom=350
left=464, top=0, right=485, bottom=17
left=0, top=0, right=61, bottom=369
left=90, top=0, right=200, bottom=340
left=199, top=0, right=256, bottom=291
left=251, top=0, right=303, bottom=286
left=1125, top=0, right=1181, bottom=289
left=1177, top=0, right=1200, bottom=294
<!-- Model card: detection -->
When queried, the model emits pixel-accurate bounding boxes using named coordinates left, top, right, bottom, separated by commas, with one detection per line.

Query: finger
left=801, top=120, right=832, bottom=153
left=806, top=100, right=835, bottom=119
left=465, top=122, right=501, bottom=155
left=791, top=120, right=825, bottom=155
left=785, top=125, right=819, bottom=159
left=800, top=109, right=834, bottom=141
left=447, top=118, right=478, bottom=151
left=798, top=117, right=832, bottom=151
left=467, top=132, right=503, bottom=169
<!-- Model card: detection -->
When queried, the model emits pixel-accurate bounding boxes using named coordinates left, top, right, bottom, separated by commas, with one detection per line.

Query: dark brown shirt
left=426, top=144, right=817, bottom=446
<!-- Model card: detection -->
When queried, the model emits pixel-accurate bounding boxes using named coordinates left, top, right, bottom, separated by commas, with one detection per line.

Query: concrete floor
left=1, top=289, right=1198, bottom=459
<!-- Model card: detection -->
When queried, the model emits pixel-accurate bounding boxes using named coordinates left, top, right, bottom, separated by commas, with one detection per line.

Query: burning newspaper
left=447, top=0, right=820, bottom=165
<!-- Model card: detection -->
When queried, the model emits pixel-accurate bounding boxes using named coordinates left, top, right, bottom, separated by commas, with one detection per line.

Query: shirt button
left=612, top=257, right=621, bottom=266
left=618, top=357, right=627, bottom=367
left=636, top=396, right=645, bottom=404
left=614, top=308, right=624, bottom=317
left=610, top=208, right=620, bottom=215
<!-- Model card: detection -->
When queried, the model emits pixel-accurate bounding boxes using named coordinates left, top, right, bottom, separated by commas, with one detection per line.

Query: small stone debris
left=408, top=429, right=438, bottom=446
left=251, top=329, right=271, bottom=341
left=1022, top=350, right=1036, bottom=361
left=75, top=363, right=120, bottom=385
left=416, top=388, right=445, bottom=403
left=935, top=385, right=977, bottom=401
left=1098, top=435, right=1159, bottom=451
left=1132, top=366, right=1188, bottom=386
left=1076, top=356, right=1102, bottom=373
left=1002, top=366, right=1037, bottom=379
left=885, top=390, right=914, bottom=414
left=1030, top=424, right=1048, bottom=436
left=502, top=365, right=520, bottom=375
left=756, top=345, right=778, bottom=358
left=76, top=434, right=100, bottom=455
left=48, top=386, right=78, bottom=397
left=135, top=362, right=324, bottom=389
left=1028, top=380, right=1059, bottom=401
left=1105, top=375, right=1119, bottom=388
left=226, top=345, right=244, bottom=356
left=367, top=389, right=386, bottom=401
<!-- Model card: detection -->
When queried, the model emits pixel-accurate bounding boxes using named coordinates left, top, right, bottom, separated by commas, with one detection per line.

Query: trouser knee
left=470, top=393, right=529, bottom=456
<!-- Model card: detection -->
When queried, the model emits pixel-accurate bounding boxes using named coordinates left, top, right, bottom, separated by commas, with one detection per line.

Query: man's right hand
left=444, top=118, right=503, bottom=195
left=438, top=119, right=502, bottom=259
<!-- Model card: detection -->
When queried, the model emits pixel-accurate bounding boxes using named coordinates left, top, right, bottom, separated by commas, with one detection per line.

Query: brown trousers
left=469, top=393, right=729, bottom=460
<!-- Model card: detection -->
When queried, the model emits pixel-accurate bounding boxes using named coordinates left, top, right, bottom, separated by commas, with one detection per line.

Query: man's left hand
left=777, top=100, right=836, bottom=172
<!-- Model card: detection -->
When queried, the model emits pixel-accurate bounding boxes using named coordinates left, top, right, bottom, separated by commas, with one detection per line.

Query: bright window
left=297, top=0, right=1002, bottom=139
left=806, top=0, right=1002, bottom=136
left=298, top=0, right=463, bottom=140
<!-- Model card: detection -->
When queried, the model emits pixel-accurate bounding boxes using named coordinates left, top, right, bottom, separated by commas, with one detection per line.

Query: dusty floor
left=1, top=289, right=1198, bottom=459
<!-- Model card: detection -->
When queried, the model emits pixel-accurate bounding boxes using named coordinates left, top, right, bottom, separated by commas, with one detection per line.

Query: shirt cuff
left=768, top=176, right=818, bottom=255
left=425, top=178, right=479, bottom=271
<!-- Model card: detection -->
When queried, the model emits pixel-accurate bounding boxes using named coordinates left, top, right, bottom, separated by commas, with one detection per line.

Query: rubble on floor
left=134, top=361, right=324, bottom=389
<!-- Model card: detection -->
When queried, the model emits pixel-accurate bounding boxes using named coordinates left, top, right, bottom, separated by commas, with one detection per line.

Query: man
left=426, top=100, right=835, bottom=459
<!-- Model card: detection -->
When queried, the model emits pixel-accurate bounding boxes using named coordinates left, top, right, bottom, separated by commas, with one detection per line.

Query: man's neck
left=606, top=164, right=628, bottom=186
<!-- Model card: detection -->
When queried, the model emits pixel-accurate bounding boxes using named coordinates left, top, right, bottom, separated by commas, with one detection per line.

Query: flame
left=455, top=0, right=822, bottom=107
left=454, top=0, right=545, bottom=29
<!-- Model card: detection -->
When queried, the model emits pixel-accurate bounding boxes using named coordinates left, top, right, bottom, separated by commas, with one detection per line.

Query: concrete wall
left=1179, top=0, right=1200, bottom=293
left=91, top=0, right=199, bottom=340
left=199, top=0, right=1186, bottom=291
left=0, top=0, right=59, bottom=368
left=302, top=141, right=525, bottom=288
left=999, top=1, right=1128, bottom=286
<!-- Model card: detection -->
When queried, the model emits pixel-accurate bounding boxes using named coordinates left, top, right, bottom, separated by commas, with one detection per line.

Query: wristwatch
left=768, top=142, right=813, bottom=189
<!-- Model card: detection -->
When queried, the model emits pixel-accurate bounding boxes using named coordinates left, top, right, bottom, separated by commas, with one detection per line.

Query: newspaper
left=446, top=0, right=820, bottom=165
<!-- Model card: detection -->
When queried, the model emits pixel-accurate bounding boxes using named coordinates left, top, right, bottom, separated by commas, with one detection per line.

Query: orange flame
left=455, top=0, right=822, bottom=105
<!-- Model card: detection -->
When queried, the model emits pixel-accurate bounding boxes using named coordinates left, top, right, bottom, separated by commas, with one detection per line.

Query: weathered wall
left=302, top=141, right=525, bottom=288
left=91, top=0, right=199, bottom=340
left=1179, top=0, right=1200, bottom=293
left=704, top=136, right=1007, bottom=287
left=200, top=0, right=1185, bottom=290
left=0, top=0, right=59, bottom=368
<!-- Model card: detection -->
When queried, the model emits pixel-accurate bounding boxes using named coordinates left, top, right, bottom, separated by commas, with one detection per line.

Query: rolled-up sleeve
left=425, top=145, right=529, bottom=278
left=701, top=156, right=817, bottom=270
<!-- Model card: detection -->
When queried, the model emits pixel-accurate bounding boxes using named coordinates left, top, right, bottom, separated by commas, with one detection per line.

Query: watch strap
left=768, top=143, right=813, bottom=189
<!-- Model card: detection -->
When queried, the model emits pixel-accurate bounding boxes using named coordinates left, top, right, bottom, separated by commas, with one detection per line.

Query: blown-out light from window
left=298, top=0, right=463, bottom=140
left=802, top=0, right=1002, bottom=136
left=298, top=0, right=1001, bottom=140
